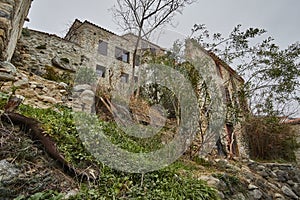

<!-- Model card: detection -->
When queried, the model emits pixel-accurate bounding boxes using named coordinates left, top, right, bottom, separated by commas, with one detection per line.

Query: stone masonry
left=0, top=0, right=31, bottom=62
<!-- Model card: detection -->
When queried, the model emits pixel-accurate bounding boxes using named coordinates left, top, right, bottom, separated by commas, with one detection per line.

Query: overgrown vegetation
left=0, top=95, right=219, bottom=199
left=243, top=116, right=299, bottom=162
left=21, top=27, right=31, bottom=37
left=74, top=66, right=97, bottom=85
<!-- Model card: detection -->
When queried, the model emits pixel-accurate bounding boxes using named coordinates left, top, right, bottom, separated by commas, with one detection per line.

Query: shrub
left=74, top=66, right=97, bottom=85
left=243, top=116, right=299, bottom=162
left=21, top=28, right=31, bottom=37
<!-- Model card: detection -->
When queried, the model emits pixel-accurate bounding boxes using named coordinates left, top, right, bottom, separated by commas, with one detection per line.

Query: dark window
left=226, top=123, right=238, bottom=156
left=150, top=47, right=157, bottom=54
left=224, top=86, right=232, bottom=105
left=115, top=47, right=130, bottom=63
left=98, top=40, right=108, bottom=55
left=134, top=76, right=138, bottom=83
left=96, top=65, right=106, bottom=78
left=135, top=55, right=140, bottom=66
left=120, top=73, right=129, bottom=83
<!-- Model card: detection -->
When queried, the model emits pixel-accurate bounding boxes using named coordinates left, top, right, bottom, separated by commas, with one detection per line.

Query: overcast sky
left=26, top=0, right=300, bottom=49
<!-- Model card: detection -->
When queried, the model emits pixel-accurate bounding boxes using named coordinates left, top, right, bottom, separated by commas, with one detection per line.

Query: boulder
left=281, top=185, right=298, bottom=199
left=51, top=56, right=75, bottom=72
left=0, top=61, right=16, bottom=81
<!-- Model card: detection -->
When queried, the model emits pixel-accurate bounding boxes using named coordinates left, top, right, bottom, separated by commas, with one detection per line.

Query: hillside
left=0, top=66, right=300, bottom=199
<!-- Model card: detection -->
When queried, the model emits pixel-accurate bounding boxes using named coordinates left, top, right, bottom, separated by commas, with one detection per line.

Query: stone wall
left=13, top=29, right=83, bottom=74
left=65, top=20, right=138, bottom=88
left=0, top=0, right=31, bottom=62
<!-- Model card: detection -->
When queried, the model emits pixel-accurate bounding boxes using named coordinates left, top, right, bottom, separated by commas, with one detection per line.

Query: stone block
left=0, top=29, right=6, bottom=38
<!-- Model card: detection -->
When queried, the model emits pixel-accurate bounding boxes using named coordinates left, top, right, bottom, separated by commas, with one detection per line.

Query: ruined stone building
left=0, top=0, right=248, bottom=158
left=0, top=0, right=31, bottom=62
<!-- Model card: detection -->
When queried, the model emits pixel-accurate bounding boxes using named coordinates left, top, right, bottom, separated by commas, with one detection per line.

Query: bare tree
left=111, top=0, right=197, bottom=86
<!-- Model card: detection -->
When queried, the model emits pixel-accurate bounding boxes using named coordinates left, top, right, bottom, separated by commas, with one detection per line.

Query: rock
left=281, top=185, right=299, bottom=199
left=257, top=165, right=266, bottom=170
left=0, top=159, right=20, bottom=182
left=276, top=170, right=288, bottom=182
left=73, top=84, right=92, bottom=92
left=258, top=170, right=269, bottom=178
left=293, top=184, right=300, bottom=197
left=217, top=191, right=225, bottom=199
left=58, top=82, right=68, bottom=89
left=248, top=183, right=259, bottom=190
left=288, top=180, right=295, bottom=187
left=0, top=61, right=16, bottom=81
left=0, top=10, right=10, bottom=19
left=13, top=77, right=29, bottom=87
left=80, top=90, right=95, bottom=105
left=37, top=95, right=57, bottom=104
left=63, top=189, right=79, bottom=199
left=51, top=56, right=75, bottom=72
left=249, top=189, right=263, bottom=199
left=198, top=175, right=220, bottom=187
left=42, top=87, right=49, bottom=93
left=60, top=89, right=67, bottom=94
left=274, top=193, right=285, bottom=199
left=232, top=193, right=246, bottom=200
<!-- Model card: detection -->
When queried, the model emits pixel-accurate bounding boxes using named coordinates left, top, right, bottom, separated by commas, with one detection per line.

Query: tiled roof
left=208, top=51, right=244, bottom=83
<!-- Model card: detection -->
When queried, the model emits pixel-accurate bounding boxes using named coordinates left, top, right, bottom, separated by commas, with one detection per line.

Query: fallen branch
left=1, top=112, right=96, bottom=180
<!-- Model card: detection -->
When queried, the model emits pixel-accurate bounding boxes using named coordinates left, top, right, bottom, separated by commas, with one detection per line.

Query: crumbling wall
left=13, top=29, right=83, bottom=75
left=0, top=0, right=32, bottom=62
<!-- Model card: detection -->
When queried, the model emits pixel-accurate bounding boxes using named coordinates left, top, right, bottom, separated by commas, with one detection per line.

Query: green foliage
left=21, top=27, right=31, bottom=37
left=15, top=104, right=219, bottom=199
left=15, top=190, right=64, bottom=200
left=70, top=170, right=219, bottom=200
left=74, top=66, right=97, bottom=85
left=18, top=104, right=94, bottom=165
left=0, top=92, right=9, bottom=108
left=243, top=116, right=299, bottom=162
left=212, top=173, right=245, bottom=196
left=191, top=24, right=300, bottom=116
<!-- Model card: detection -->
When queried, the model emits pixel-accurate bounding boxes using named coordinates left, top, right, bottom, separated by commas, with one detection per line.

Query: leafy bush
left=243, top=116, right=299, bottom=162
left=74, top=66, right=97, bottom=85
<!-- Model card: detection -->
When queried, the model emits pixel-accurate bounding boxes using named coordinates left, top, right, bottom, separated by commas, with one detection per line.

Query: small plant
left=15, top=190, right=64, bottom=200
left=21, top=27, right=31, bottom=37
left=74, top=66, right=97, bottom=85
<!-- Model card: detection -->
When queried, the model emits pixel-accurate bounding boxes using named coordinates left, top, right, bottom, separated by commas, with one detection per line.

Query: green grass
left=0, top=98, right=219, bottom=199
left=19, top=105, right=219, bottom=199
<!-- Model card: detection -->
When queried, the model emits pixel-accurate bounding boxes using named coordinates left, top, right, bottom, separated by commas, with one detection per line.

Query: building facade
left=11, top=18, right=247, bottom=157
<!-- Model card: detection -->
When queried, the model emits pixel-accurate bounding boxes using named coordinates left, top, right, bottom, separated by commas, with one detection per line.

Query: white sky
left=25, top=0, right=300, bottom=116
left=26, top=0, right=300, bottom=49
